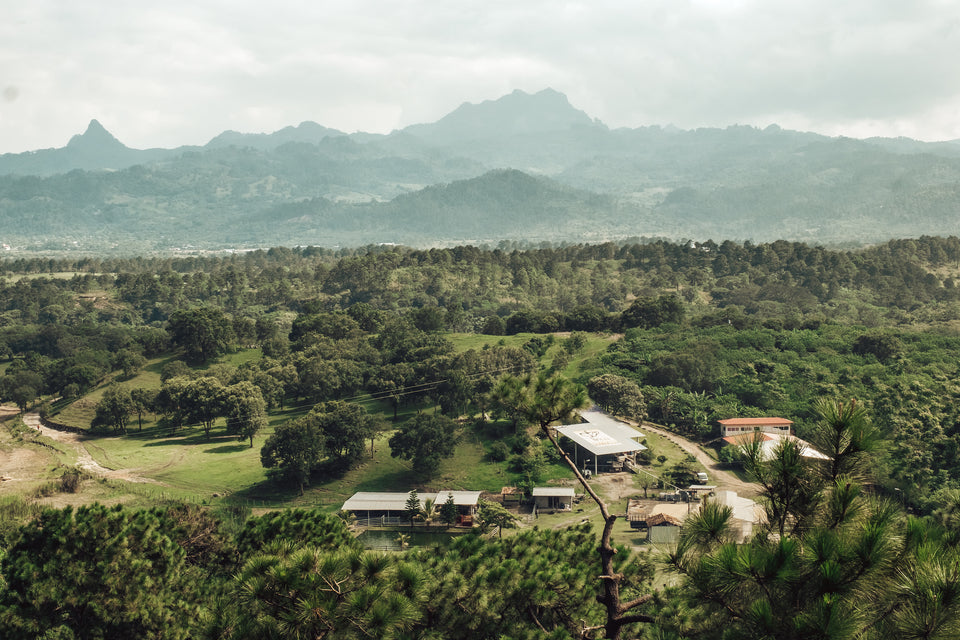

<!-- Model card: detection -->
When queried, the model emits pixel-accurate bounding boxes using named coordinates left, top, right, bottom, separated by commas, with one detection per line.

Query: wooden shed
left=646, top=513, right=684, bottom=544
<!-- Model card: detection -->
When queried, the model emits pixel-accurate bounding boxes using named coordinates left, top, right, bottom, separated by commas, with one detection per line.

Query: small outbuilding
left=645, top=502, right=698, bottom=544
left=646, top=513, right=684, bottom=544
left=684, top=485, right=718, bottom=500
left=532, top=487, right=575, bottom=512
left=627, top=498, right=650, bottom=529
left=500, top=486, right=522, bottom=506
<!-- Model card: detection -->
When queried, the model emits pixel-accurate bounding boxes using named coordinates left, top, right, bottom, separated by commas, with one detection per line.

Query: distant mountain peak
left=205, top=120, right=343, bottom=150
left=445, top=88, right=594, bottom=126
left=403, top=88, right=600, bottom=143
left=67, top=119, right=127, bottom=150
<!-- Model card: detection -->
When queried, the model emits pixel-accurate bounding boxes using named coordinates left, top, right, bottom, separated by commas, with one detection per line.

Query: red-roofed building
left=718, top=417, right=793, bottom=438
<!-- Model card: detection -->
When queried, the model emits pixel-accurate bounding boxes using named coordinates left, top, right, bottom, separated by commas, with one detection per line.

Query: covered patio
left=553, top=409, right=647, bottom=475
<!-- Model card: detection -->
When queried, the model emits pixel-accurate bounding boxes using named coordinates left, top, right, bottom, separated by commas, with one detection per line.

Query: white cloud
left=2, top=0, right=960, bottom=152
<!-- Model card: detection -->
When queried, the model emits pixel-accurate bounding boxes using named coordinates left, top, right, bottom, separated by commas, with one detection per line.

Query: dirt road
left=639, top=422, right=759, bottom=497
left=14, top=408, right=161, bottom=485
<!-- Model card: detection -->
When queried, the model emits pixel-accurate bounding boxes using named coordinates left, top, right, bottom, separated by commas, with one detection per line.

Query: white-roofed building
left=433, top=490, right=483, bottom=515
left=341, top=490, right=482, bottom=525
left=532, top=487, right=575, bottom=511
left=553, top=408, right=646, bottom=475
left=722, top=432, right=829, bottom=462
left=712, top=490, right=765, bottom=542
left=342, top=491, right=420, bottom=516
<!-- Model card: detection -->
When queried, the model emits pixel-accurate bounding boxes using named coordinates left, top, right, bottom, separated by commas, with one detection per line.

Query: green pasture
left=53, top=349, right=262, bottom=430
left=37, top=334, right=635, bottom=509
left=448, top=330, right=618, bottom=382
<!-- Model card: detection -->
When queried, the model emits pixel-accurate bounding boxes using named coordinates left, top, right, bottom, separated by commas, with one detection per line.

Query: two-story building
left=717, top=417, right=793, bottom=438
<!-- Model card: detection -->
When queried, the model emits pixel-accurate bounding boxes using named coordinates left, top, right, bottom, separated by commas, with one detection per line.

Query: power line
left=153, top=360, right=538, bottom=426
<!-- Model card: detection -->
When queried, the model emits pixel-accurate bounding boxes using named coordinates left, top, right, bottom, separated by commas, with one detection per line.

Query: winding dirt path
left=18, top=410, right=162, bottom=485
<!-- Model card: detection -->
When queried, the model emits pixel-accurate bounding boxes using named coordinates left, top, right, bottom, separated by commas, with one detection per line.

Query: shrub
left=59, top=468, right=84, bottom=493
left=718, top=445, right=741, bottom=467
left=488, top=441, right=510, bottom=462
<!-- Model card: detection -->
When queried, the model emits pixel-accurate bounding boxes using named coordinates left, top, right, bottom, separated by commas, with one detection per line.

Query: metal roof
left=728, top=433, right=829, bottom=461
left=581, top=408, right=645, bottom=438
left=342, top=491, right=418, bottom=512
left=532, top=487, right=576, bottom=497
left=341, top=490, right=482, bottom=512
left=555, top=423, right=647, bottom=456
left=433, top=490, right=483, bottom=506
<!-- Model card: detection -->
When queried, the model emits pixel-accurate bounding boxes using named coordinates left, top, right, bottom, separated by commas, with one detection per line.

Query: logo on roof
left=574, top=429, right=618, bottom=447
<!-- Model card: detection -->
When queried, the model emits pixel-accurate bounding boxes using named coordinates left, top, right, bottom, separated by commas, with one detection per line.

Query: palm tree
left=396, top=532, right=410, bottom=550
left=421, top=498, right=436, bottom=529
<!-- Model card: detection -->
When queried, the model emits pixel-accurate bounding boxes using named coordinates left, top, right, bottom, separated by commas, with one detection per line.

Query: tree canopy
left=389, top=413, right=459, bottom=480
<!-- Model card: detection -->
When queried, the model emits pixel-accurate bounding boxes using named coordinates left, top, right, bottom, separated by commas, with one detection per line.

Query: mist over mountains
left=3, top=88, right=960, bottom=252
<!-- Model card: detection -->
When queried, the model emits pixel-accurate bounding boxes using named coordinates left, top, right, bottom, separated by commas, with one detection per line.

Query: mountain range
left=3, top=88, right=960, bottom=252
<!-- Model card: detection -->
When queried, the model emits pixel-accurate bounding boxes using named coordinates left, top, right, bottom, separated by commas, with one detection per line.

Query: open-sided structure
left=554, top=408, right=646, bottom=475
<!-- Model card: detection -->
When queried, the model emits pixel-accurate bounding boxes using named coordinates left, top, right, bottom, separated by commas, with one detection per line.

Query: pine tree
left=405, top=490, right=422, bottom=527
left=440, top=493, right=458, bottom=527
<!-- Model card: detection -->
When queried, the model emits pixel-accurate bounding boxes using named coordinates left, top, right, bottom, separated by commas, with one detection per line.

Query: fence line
left=39, top=415, right=84, bottom=434
left=354, top=516, right=406, bottom=528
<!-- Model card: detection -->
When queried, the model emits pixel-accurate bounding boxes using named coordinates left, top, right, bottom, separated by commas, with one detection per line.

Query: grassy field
left=447, top=331, right=620, bottom=380
left=23, top=332, right=673, bottom=519
left=53, top=350, right=260, bottom=430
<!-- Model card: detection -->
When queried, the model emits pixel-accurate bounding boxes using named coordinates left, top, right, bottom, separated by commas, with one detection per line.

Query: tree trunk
left=541, top=426, right=654, bottom=639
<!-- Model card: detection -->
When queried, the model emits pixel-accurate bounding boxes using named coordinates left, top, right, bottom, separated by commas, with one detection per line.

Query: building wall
left=534, top=496, right=572, bottom=511
left=648, top=525, right=681, bottom=544
left=721, top=424, right=791, bottom=437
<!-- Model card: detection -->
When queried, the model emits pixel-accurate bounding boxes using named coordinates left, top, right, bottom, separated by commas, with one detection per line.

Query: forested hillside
left=3, top=236, right=960, bottom=504
left=4, top=237, right=960, bottom=638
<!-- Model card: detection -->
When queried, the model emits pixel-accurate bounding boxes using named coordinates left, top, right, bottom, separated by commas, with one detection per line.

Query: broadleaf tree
left=389, top=413, right=459, bottom=480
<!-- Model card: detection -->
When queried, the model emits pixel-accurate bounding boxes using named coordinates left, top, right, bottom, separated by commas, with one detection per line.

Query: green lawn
left=38, top=337, right=622, bottom=511
left=53, top=349, right=263, bottom=430
left=448, top=332, right=617, bottom=365
left=305, top=418, right=578, bottom=515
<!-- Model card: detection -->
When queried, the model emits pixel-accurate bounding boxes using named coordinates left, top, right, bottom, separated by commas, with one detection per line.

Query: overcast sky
left=3, top=0, right=960, bottom=153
